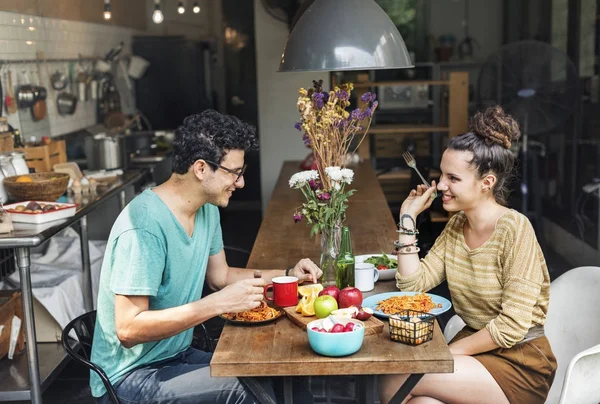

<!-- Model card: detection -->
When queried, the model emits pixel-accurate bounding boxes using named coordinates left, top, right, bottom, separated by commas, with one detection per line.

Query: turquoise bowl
left=306, top=318, right=365, bottom=357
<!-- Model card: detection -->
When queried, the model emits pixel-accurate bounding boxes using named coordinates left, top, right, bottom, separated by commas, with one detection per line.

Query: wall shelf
left=362, top=124, right=450, bottom=135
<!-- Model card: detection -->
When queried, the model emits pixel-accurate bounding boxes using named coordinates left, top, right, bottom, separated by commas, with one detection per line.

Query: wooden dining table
left=210, top=161, right=454, bottom=403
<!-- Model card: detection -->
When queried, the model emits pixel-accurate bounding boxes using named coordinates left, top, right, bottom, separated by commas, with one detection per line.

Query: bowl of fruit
left=307, top=316, right=365, bottom=357
left=3, top=173, right=70, bottom=202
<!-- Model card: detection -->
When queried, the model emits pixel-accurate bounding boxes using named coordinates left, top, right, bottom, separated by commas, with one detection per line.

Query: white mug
left=355, top=263, right=379, bottom=292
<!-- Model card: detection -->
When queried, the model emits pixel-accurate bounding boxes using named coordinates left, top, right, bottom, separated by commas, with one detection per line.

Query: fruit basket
left=3, top=173, right=70, bottom=202
left=388, top=310, right=434, bottom=346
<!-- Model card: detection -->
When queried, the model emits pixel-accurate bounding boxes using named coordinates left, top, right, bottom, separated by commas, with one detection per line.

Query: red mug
left=264, top=276, right=299, bottom=307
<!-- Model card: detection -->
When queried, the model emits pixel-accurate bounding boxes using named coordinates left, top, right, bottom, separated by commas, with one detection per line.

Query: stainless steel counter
left=0, top=169, right=145, bottom=403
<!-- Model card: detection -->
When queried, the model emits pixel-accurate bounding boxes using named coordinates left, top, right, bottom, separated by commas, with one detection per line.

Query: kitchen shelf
left=0, top=343, right=70, bottom=401
left=362, top=124, right=450, bottom=135
left=353, top=80, right=450, bottom=88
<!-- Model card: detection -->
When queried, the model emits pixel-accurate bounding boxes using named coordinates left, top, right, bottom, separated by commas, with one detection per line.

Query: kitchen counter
left=0, top=169, right=145, bottom=403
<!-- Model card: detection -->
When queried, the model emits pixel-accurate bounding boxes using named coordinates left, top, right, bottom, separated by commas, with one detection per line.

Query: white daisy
left=289, top=170, right=319, bottom=188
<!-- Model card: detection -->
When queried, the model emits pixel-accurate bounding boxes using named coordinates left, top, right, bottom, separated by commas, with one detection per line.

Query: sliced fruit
left=298, top=283, right=324, bottom=297
left=331, top=307, right=359, bottom=318
left=301, top=302, right=315, bottom=316
left=295, top=298, right=304, bottom=313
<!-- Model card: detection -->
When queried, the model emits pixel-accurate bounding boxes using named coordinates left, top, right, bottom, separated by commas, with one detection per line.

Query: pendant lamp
left=278, top=0, right=413, bottom=72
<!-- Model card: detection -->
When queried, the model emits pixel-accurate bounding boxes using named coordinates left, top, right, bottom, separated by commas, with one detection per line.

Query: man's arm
left=114, top=277, right=265, bottom=348
left=205, top=249, right=322, bottom=292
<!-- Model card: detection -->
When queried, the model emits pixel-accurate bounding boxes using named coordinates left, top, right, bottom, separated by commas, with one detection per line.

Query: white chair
left=443, top=314, right=466, bottom=343
left=545, top=266, right=600, bottom=404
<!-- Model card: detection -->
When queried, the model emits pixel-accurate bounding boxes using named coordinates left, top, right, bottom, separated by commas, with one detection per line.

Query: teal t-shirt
left=89, top=189, right=223, bottom=398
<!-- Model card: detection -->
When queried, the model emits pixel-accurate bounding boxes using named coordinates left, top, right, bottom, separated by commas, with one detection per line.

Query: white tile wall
left=0, top=11, right=139, bottom=140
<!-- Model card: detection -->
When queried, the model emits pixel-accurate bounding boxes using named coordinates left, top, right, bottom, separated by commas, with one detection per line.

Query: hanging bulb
left=152, top=1, right=164, bottom=24
left=192, top=2, right=200, bottom=13
left=103, top=0, right=111, bottom=20
left=177, top=1, right=185, bottom=14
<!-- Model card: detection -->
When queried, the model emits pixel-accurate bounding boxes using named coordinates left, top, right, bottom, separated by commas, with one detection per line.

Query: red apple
left=318, top=285, right=340, bottom=301
left=331, top=324, right=345, bottom=333
left=338, top=287, right=363, bottom=309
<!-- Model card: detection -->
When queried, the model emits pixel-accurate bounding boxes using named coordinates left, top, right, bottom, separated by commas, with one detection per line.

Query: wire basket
left=389, top=310, right=434, bottom=346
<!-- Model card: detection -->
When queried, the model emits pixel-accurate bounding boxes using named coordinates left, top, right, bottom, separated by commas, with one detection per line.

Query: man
left=91, top=110, right=322, bottom=403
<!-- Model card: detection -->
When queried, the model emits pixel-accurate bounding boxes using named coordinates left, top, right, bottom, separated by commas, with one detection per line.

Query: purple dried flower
left=313, top=92, right=325, bottom=109
left=302, top=133, right=311, bottom=146
left=372, top=100, right=379, bottom=109
left=360, top=92, right=372, bottom=102
left=309, top=179, right=319, bottom=190
left=362, top=107, right=372, bottom=119
left=336, top=90, right=349, bottom=101
left=294, top=122, right=302, bottom=131
left=351, top=108, right=362, bottom=120
left=317, top=192, right=331, bottom=201
left=293, top=213, right=303, bottom=223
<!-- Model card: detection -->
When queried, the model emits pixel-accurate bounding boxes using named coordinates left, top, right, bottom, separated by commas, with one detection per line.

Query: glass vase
left=320, top=224, right=342, bottom=287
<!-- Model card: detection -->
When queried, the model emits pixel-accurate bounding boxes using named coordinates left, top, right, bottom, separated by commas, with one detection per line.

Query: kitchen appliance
left=377, top=84, right=430, bottom=110
left=85, top=133, right=122, bottom=171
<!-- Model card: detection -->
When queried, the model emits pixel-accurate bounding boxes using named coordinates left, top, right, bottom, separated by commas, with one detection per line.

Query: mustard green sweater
left=396, top=209, right=550, bottom=348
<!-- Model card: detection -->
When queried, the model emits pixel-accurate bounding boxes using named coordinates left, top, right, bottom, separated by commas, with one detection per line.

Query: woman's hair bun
left=469, top=106, right=521, bottom=149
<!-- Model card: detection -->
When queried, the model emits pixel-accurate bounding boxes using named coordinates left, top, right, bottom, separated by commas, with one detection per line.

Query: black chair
left=61, top=310, right=120, bottom=404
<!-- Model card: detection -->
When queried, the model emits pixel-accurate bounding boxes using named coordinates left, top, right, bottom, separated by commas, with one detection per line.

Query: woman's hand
left=399, top=181, right=437, bottom=218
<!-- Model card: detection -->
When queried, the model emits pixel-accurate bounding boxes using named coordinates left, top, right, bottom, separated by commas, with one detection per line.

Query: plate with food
left=355, top=253, right=397, bottom=281
left=220, top=301, right=284, bottom=326
left=362, top=292, right=452, bottom=319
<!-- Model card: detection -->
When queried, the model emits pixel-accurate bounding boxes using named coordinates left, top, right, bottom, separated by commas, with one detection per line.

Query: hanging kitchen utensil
left=6, top=70, right=17, bottom=114
left=57, top=92, right=77, bottom=116
left=32, top=65, right=47, bottom=121
left=51, top=70, right=68, bottom=91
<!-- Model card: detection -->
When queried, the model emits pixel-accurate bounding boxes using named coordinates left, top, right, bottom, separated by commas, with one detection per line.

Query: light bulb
left=177, top=2, right=185, bottom=14
left=152, top=8, right=164, bottom=24
left=193, top=3, right=200, bottom=13
left=103, top=0, right=111, bottom=20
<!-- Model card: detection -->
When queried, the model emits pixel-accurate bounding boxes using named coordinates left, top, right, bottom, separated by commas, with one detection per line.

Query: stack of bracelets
left=394, top=214, right=420, bottom=255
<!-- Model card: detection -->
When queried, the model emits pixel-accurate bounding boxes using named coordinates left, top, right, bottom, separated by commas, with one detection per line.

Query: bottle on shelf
left=13, top=130, right=24, bottom=148
left=336, top=226, right=355, bottom=289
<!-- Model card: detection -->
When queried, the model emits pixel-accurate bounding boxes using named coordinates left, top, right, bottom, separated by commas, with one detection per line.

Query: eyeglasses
left=205, top=160, right=247, bottom=182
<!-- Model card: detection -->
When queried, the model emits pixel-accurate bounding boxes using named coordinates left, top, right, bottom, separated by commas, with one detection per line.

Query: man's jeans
left=96, top=347, right=277, bottom=404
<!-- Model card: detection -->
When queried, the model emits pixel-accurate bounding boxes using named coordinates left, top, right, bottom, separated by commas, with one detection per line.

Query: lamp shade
left=278, top=0, right=413, bottom=72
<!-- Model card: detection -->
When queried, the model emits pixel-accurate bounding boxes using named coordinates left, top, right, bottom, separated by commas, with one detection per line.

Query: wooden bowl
left=3, top=172, right=70, bottom=202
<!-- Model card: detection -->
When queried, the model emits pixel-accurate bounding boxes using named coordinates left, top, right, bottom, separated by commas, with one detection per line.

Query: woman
left=379, top=106, right=556, bottom=404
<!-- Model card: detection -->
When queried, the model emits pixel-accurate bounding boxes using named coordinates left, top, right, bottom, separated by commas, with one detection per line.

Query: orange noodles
left=222, top=301, right=281, bottom=322
left=376, top=293, right=442, bottom=315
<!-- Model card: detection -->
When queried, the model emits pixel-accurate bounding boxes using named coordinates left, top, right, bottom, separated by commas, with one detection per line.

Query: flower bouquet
left=290, top=80, right=378, bottom=286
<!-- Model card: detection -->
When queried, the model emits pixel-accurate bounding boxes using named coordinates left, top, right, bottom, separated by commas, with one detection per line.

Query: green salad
left=364, top=253, right=398, bottom=270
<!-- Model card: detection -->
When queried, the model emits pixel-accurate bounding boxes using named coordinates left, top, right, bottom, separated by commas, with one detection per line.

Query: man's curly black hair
left=172, top=109, right=259, bottom=174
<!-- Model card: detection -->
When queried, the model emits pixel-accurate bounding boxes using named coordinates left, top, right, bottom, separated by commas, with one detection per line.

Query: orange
left=16, top=176, right=33, bottom=183
left=298, top=284, right=323, bottom=297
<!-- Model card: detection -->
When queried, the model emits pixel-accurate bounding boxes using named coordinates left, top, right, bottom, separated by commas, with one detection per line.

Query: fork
left=402, top=151, right=438, bottom=198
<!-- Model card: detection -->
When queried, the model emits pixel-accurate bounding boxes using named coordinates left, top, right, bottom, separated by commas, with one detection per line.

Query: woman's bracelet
left=397, top=246, right=420, bottom=255
left=393, top=239, right=418, bottom=249
left=399, top=213, right=416, bottom=229
left=397, top=226, right=419, bottom=235
left=285, top=266, right=294, bottom=276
